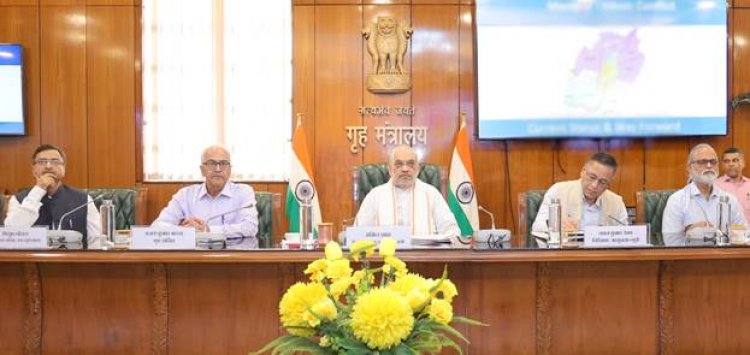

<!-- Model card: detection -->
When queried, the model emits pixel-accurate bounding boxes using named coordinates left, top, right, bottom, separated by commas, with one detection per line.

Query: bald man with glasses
left=532, top=152, right=628, bottom=246
left=662, top=143, right=747, bottom=246
left=152, top=145, right=259, bottom=249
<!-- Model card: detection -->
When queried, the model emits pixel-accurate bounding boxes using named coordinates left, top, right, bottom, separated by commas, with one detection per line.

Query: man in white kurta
left=355, top=145, right=460, bottom=238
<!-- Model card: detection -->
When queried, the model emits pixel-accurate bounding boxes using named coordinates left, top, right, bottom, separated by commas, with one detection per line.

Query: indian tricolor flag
left=448, top=115, right=479, bottom=237
left=285, top=115, right=322, bottom=233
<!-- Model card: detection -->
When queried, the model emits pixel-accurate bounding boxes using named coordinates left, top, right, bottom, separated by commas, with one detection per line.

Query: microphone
left=478, top=205, right=496, bottom=229
left=474, top=206, right=510, bottom=249
left=205, top=203, right=256, bottom=224
left=57, top=194, right=104, bottom=230
left=608, top=214, right=627, bottom=226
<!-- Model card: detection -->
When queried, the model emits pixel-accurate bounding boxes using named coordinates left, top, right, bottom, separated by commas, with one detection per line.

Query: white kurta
left=355, top=179, right=460, bottom=237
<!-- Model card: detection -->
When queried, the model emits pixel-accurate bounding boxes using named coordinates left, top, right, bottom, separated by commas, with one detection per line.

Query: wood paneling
left=0, top=0, right=38, bottom=6
left=314, top=5, right=363, bottom=228
left=40, top=0, right=85, bottom=5
left=606, top=139, right=644, bottom=206
left=40, top=6, right=89, bottom=187
left=1, top=250, right=750, bottom=353
left=412, top=4, right=460, bottom=165
left=39, top=263, right=153, bottom=353
left=671, top=260, right=750, bottom=353
left=0, top=264, right=27, bottom=354
left=87, top=6, right=135, bottom=187
left=732, top=8, right=750, bottom=156
left=0, top=6, right=41, bottom=193
left=644, top=139, right=690, bottom=189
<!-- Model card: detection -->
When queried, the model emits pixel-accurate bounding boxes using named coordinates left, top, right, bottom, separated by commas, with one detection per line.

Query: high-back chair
left=518, top=189, right=548, bottom=248
left=635, top=189, right=678, bottom=246
left=352, top=163, right=446, bottom=213
left=87, top=187, right=148, bottom=230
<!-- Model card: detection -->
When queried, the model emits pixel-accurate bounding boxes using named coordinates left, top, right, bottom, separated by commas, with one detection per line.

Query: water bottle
left=548, top=198, right=562, bottom=248
left=300, top=202, right=315, bottom=250
left=717, top=196, right=731, bottom=246
left=100, top=199, right=116, bottom=249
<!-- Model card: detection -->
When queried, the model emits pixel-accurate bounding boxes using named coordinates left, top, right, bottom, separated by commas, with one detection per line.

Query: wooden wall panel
left=644, top=139, right=690, bottom=189
left=465, top=263, right=536, bottom=354
left=314, top=5, right=363, bottom=229
left=292, top=4, right=316, bottom=161
left=0, top=0, right=38, bottom=6
left=606, top=139, right=644, bottom=206
left=167, top=264, right=284, bottom=354
left=40, top=6, right=89, bottom=187
left=39, top=263, right=153, bottom=353
left=507, top=141, right=555, bottom=230
left=732, top=8, right=750, bottom=156
left=554, top=139, right=599, bottom=182
left=0, top=264, right=27, bottom=354
left=671, top=260, right=750, bottom=353
left=549, top=261, right=659, bottom=354
left=87, top=6, right=136, bottom=187
left=41, top=0, right=85, bottom=5
left=411, top=5, right=460, bottom=166
left=0, top=6, right=41, bottom=194
left=361, top=5, right=411, bottom=164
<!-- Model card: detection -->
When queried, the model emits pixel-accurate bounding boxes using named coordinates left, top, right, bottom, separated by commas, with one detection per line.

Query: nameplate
left=583, top=225, right=650, bottom=248
left=345, top=226, right=411, bottom=249
left=130, top=227, right=196, bottom=250
left=0, top=227, right=48, bottom=250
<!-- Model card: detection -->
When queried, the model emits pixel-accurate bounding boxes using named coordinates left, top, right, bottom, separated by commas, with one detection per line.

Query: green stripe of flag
left=448, top=184, right=474, bottom=237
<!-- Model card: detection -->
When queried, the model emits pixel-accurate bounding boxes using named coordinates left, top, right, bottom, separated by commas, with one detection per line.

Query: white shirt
left=532, top=182, right=629, bottom=234
left=4, top=186, right=102, bottom=245
left=662, top=182, right=747, bottom=246
left=355, top=179, right=460, bottom=238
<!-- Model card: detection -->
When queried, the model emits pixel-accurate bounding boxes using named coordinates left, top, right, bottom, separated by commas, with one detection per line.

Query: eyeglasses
left=691, top=159, right=718, bottom=167
left=34, top=159, right=64, bottom=167
left=722, top=158, right=742, bottom=164
left=583, top=170, right=611, bottom=188
left=202, top=160, right=231, bottom=170
left=393, top=160, right=417, bottom=170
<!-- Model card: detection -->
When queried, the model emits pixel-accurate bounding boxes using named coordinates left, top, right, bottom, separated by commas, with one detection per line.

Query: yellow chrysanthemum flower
left=307, top=299, right=338, bottom=327
left=426, top=298, right=453, bottom=325
left=279, top=282, right=329, bottom=336
left=325, top=241, right=343, bottom=260
left=389, top=273, right=430, bottom=310
left=378, top=237, right=397, bottom=257
left=350, top=288, right=415, bottom=350
left=352, top=270, right=374, bottom=287
left=429, top=278, right=458, bottom=302
left=319, top=335, right=331, bottom=348
left=384, top=256, right=407, bottom=276
left=330, top=277, right=353, bottom=298
left=350, top=240, right=376, bottom=261
left=326, top=259, right=352, bottom=280
left=304, top=258, right=328, bottom=282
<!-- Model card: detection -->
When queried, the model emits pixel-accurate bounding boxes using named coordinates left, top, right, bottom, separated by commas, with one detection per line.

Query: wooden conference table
left=1, top=247, right=750, bottom=354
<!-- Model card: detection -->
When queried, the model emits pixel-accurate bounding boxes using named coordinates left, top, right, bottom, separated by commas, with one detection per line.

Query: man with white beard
left=662, top=143, right=747, bottom=246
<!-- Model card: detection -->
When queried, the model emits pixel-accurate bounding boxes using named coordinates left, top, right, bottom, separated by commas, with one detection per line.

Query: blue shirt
left=152, top=182, right=259, bottom=249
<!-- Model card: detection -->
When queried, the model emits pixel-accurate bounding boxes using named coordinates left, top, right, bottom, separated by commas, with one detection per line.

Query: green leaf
left=451, top=316, right=489, bottom=327
left=433, top=323, right=469, bottom=344
left=250, top=335, right=329, bottom=355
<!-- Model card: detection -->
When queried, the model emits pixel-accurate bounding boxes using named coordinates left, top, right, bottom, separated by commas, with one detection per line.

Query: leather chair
left=352, top=163, right=446, bottom=211
left=518, top=189, right=548, bottom=248
left=87, top=188, right=148, bottom=230
left=0, top=194, right=7, bottom=226
left=635, top=189, right=677, bottom=246
left=254, top=191, right=281, bottom=249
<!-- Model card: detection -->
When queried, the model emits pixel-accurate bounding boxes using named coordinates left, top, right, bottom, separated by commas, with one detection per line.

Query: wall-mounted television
left=476, top=0, right=727, bottom=139
left=0, top=44, right=26, bottom=136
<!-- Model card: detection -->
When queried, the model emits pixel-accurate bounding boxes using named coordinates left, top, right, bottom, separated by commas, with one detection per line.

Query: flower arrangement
left=253, top=237, right=484, bottom=354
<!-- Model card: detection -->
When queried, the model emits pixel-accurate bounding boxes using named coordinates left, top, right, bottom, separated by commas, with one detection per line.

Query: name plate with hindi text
left=0, top=227, right=48, bottom=249
left=345, top=226, right=411, bottom=249
left=130, top=226, right=196, bottom=250
left=584, top=225, right=650, bottom=248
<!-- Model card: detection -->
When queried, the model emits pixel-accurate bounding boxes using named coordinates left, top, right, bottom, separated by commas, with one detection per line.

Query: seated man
left=354, top=145, right=461, bottom=239
left=532, top=152, right=628, bottom=246
left=715, top=147, right=750, bottom=222
left=5, top=144, right=102, bottom=248
left=662, top=143, right=747, bottom=246
left=152, top=145, right=259, bottom=249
